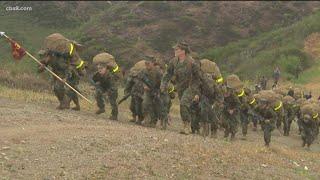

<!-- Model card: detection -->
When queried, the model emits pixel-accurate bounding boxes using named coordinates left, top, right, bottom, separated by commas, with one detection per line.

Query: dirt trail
left=0, top=97, right=319, bottom=179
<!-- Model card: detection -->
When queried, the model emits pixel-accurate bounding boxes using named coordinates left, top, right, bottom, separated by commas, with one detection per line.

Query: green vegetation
left=202, top=10, right=320, bottom=81
left=293, top=61, right=320, bottom=84
left=0, top=13, right=72, bottom=75
left=1, top=1, right=320, bottom=88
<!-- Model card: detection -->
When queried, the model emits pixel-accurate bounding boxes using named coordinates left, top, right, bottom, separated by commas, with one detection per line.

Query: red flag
left=10, top=39, right=26, bottom=60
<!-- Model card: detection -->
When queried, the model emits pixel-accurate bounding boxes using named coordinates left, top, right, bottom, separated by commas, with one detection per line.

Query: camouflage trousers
left=275, top=110, right=285, bottom=130
left=299, top=120, right=317, bottom=147
left=250, top=112, right=260, bottom=130
left=159, top=93, right=172, bottom=129
left=261, top=120, right=275, bottom=146
left=240, top=110, right=250, bottom=136
left=198, top=98, right=219, bottom=136
left=53, top=78, right=66, bottom=104
left=52, top=75, right=79, bottom=108
left=95, top=87, right=118, bottom=119
left=179, top=87, right=199, bottom=123
left=283, top=115, right=294, bottom=136
left=223, top=110, right=240, bottom=139
left=143, top=93, right=161, bottom=127
left=66, top=75, right=80, bottom=108
left=130, top=95, right=143, bottom=121
left=210, top=104, right=221, bottom=136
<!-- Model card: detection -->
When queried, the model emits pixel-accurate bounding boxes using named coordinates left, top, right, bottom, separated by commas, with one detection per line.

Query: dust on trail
left=0, top=97, right=320, bottom=179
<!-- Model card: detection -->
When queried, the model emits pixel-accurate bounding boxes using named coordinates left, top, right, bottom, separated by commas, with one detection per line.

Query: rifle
left=140, top=75, right=161, bottom=103
left=118, top=93, right=131, bottom=105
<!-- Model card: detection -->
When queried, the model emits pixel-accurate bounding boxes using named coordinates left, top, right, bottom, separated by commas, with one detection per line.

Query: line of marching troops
left=37, top=33, right=319, bottom=148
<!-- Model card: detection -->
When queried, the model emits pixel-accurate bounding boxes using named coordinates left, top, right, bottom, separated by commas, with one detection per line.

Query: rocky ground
left=0, top=97, right=319, bottom=179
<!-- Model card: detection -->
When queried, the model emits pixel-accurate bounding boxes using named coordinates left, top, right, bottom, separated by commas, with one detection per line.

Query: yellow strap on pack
left=69, top=43, right=74, bottom=56
left=237, top=89, right=245, bottom=97
left=274, top=101, right=282, bottom=111
left=216, top=77, right=224, bottom=83
left=112, top=65, right=119, bottom=73
left=76, top=60, right=84, bottom=69
left=168, top=86, right=175, bottom=94
left=249, top=98, right=256, bottom=105
left=313, top=113, right=318, bottom=119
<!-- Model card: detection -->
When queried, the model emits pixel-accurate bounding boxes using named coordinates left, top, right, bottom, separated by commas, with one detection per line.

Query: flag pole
left=0, top=32, right=93, bottom=104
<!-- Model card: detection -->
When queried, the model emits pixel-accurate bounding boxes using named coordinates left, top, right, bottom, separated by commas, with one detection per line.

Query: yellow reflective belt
left=313, top=113, right=318, bottom=119
left=216, top=77, right=223, bottom=83
left=76, top=60, right=84, bottom=69
left=274, top=101, right=282, bottom=111
left=237, top=89, right=245, bottom=97
left=112, top=65, right=119, bottom=73
left=249, top=98, right=256, bottom=105
left=168, top=86, right=175, bottom=93
left=69, top=43, right=74, bottom=56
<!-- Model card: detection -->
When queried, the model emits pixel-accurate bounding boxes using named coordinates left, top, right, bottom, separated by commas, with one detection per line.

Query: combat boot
left=95, top=109, right=105, bottom=115
left=180, top=121, right=190, bottom=135
left=63, top=96, right=71, bottom=109
left=136, top=115, right=143, bottom=125
left=252, top=126, right=257, bottom=132
left=201, top=122, right=209, bottom=137
left=160, top=118, right=167, bottom=130
left=55, top=93, right=68, bottom=110
left=129, top=115, right=137, bottom=123
left=56, top=101, right=65, bottom=110
left=71, top=96, right=80, bottom=111
left=109, top=115, right=118, bottom=121
left=230, top=133, right=236, bottom=141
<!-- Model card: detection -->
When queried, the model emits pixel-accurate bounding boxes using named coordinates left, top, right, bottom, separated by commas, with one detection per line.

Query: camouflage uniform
left=91, top=69, right=119, bottom=120
left=190, top=98, right=201, bottom=134
left=238, top=89, right=251, bottom=137
left=299, top=114, right=318, bottom=148
left=256, top=103, right=277, bottom=146
left=159, top=85, right=175, bottom=130
left=38, top=50, right=80, bottom=110
left=283, top=101, right=296, bottom=136
left=161, top=55, right=204, bottom=134
left=124, top=72, right=144, bottom=124
left=65, top=69, right=82, bottom=110
left=38, top=36, right=86, bottom=110
left=274, top=102, right=285, bottom=132
left=260, top=76, right=267, bottom=90
left=199, top=74, right=223, bottom=137
left=287, top=88, right=294, bottom=97
left=140, top=67, right=163, bottom=127
left=222, top=89, right=241, bottom=140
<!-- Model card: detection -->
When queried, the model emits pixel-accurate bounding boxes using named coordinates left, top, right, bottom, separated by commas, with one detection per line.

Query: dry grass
left=1, top=83, right=320, bottom=179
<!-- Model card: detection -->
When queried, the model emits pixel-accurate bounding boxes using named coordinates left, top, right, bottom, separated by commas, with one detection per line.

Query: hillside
left=1, top=1, right=320, bottom=72
left=0, top=88, right=319, bottom=179
left=202, top=10, right=320, bottom=83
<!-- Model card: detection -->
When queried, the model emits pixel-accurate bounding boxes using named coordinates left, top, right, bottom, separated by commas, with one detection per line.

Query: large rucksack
left=282, top=95, right=295, bottom=106
left=257, top=90, right=283, bottom=111
left=200, top=59, right=222, bottom=81
left=93, top=52, right=122, bottom=80
left=43, top=33, right=84, bottom=69
left=301, top=103, right=319, bottom=117
left=226, top=74, right=243, bottom=90
left=273, top=86, right=289, bottom=97
left=129, top=60, right=147, bottom=75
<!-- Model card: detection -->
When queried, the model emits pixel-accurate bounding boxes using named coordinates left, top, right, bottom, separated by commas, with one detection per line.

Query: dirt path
left=0, top=97, right=319, bottom=179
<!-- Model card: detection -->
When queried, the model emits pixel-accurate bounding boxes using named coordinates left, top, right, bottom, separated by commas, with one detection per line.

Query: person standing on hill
left=260, top=76, right=267, bottom=90
left=273, top=66, right=281, bottom=87
left=160, top=41, right=205, bottom=134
